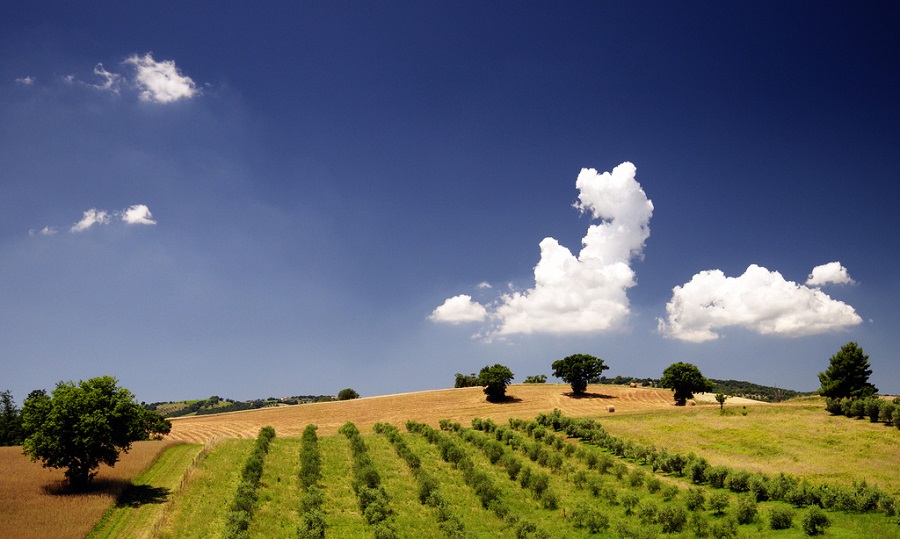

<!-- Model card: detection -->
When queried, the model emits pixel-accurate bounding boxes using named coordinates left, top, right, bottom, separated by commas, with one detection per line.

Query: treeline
left=599, top=376, right=812, bottom=403
left=825, top=397, right=900, bottom=428
left=0, top=390, right=23, bottom=446
left=147, top=395, right=335, bottom=418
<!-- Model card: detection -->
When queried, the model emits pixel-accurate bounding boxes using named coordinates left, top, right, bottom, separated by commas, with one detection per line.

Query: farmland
left=2, top=384, right=899, bottom=538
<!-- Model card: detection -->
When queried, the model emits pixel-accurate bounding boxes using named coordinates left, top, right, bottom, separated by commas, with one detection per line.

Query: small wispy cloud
left=31, top=204, right=158, bottom=236
left=429, top=295, right=488, bottom=324
left=124, top=53, right=199, bottom=104
left=92, top=64, right=122, bottom=94
left=15, top=76, right=35, bottom=85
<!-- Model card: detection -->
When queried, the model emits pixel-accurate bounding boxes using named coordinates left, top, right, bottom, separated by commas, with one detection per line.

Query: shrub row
left=533, top=410, right=897, bottom=517
left=223, top=426, right=276, bottom=539
left=374, top=422, right=467, bottom=538
left=338, top=421, right=398, bottom=538
left=825, top=396, right=900, bottom=427
left=407, top=421, right=549, bottom=538
left=297, top=424, right=325, bottom=539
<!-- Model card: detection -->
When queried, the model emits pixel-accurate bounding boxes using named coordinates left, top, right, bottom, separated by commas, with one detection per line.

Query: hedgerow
left=297, top=424, right=325, bottom=539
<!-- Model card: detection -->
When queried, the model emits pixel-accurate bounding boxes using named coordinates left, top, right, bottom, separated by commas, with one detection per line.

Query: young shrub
left=824, top=398, right=843, bottom=415
left=597, top=453, right=614, bottom=474
left=540, top=489, right=559, bottom=510
left=645, top=476, right=662, bottom=494
left=769, top=505, right=795, bottom=530
left=735, top=495, right=758, bottom=525
left=621, top=491, right=640, bottom=516
left=638, top=501, right=659, bottom=525
left=893, top=408, right=900, bottom=430
left=748, top=473, right=770, bottom=501
left=708, top=491, right=730, bottom=515
left=628, top=467, right=646, bottom=487
left=879, top=401, right=895, bottom=425
left=840, top=397, right=853, bottom=416
left=801, top=507, right=830, bottom=536
left=709, top=516, right=737, bottom=539
left=850, top=398, right=866, bottom=418
left=725, top=469, right=750, bottom=493
left=689, top=513, right=709, bottom=537
left=570, top=503, right=610, bottom=533
left=685, top=487, right=705, bottom=511
left=706, top=466, right=729, bottom=489
left=865, top=398, right=883, bottom=422
left=612, top=461, right=628, bottom=480
left=686, top=456, right=709, bottom=484
left=658, top=506, right=687, bottom=534
left=661, top=484, right=679, bottom=502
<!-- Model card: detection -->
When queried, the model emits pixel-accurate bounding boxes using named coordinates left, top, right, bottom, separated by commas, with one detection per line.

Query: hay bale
left=606, top=405, right=615, bottom=413
left=629, top=382, right=637, bottom=388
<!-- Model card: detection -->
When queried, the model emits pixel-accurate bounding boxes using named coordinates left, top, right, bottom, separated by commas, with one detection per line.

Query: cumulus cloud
left=658, top=263, right=862, bottom=342
left=806, top=261, right=855, bottom=286
left=71, top=208, right=111, bottom=233
left=120, top=204, right=157, bottom=225
left=429, top=295, right=488, bottom=324
left=124, top=53, right=199, bottom=104
left=431, top=161, right=653, bottom=337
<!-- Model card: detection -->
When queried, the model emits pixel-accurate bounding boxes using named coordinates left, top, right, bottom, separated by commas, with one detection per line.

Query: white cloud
left=431, top=161, right=653, bottom=336
left=70, top=209, right=111, bottom=233
left=429, top=295, right=488, bottom=324
left=15, top=76, right=35, bottom=85
left=658, top=263, right=863, bottom=342
left=124, top=53, right=199, bottom=104
left=92, top=63, right=122, bottom=94
left=806, top=261, right=855, bottom=286
left=120, top=204, right=157, bottom=225
left=477, top=282, right=492, bottom=289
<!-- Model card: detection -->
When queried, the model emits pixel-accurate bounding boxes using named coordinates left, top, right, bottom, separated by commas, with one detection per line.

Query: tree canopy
left=818, top=342, right=878, bottom=400
left=337, top=388, right=360, bottom=400
left=21, top=376, right=171, bottom=489
left=0, top=390, right=23, bottom=446
left=478, top=364, right=514, bottom=402
left=551, top=354, right=609, bottom=395
left=659, top=362, right=713, bottom=406
left=454, top=372, right=480, bottom=388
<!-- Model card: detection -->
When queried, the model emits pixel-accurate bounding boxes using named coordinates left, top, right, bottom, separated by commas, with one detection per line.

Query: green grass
left=155, top=438, right=253, bottom=539
left=87, top=443, right=202, bottom=539
left=247, top=437, right=302, bottom=538
left=597, top=400, right=900, bottom=495
left=318, top=434, right=370, bottom=537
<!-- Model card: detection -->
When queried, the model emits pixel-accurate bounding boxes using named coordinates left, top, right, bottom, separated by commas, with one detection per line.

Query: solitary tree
left=659, top=362, right=713, bottom=406
left=818, top=342, right=878, bottom=400
left=21, top=376, right=171, bottom=489
left=715, top=393, right=728, bottom=410
left=478, top=364, right=514, bottom=402
left=551, top=354, right=609, bottom=395
left=337, top=388, right=360, bottom=400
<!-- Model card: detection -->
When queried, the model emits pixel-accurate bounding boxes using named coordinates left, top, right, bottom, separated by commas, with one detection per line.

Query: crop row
left=223, top=426, right=276, bottom=539
left=297, top=424, right=326, bottom=539
left=339, top=422, right=398, bottom=538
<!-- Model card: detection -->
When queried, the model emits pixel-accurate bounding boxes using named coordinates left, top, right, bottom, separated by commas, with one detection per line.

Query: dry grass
left=166, top=383, right=693, bottom=442
left=0, top=441, right=177, bottom=539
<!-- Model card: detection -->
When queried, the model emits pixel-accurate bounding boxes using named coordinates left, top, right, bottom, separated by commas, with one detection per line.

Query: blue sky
left=2, top=2, right=898, bottom=402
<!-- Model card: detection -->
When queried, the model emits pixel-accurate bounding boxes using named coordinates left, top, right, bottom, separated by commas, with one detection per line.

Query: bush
left=709, top=516, right=737, bottom=539
left=893, top=408, right=900, bottom=430
left=661, top=484, right=679, bottom=502
left=735, top=495, right=758, bottom=524
left=801, top=507, right=830, bottom=536
left=706, top=466, right=729, bottom=489
left=645, top=476, right=662, bottom=493
left=879, top=402, right=895, bottom=425
left=570, top=504, right=610, bottom=533
left=621, top=492, right=640, bottom=516
left=685, top=487, right=705, bottom=511
left=726, top=469, right=750, bottom=492
left=769, top=505, right=795, bottom=530
left=709, top=491, right=730, bottom=515
left=658, top=506, right=687, bottom=533
left=865, top=398, right=883, bottom=422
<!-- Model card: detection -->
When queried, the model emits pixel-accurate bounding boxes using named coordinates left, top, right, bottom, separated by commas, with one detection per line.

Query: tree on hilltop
left=21, top=376, right=171, bottom=490
left=551, top=354, right=609, bottom=395
left=337, top=388, right=360, bottom=400
left=818, top=342, right=877, bottom=400
left=478, top=364, right=514, bottom=402
left=660, top=362, right=713, bottom=406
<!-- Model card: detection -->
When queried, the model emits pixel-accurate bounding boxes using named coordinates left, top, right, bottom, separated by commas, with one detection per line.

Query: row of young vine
left=531, top=409, right=896, bottom=516
left=338, top=421, right=399, bottom=538
left=297, top=424, right=326, bottom=539
left=223, top=425, right=276, bottom=539
left=373, top=422, right=468, bottom=538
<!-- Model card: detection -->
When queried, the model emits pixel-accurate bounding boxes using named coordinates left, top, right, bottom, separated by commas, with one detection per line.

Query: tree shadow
left=42, top=478, right=170, bottom=507
left=486, top=395, right=523, bottom=404
left=563, top=392, right=615, bottom=399
left=116, top=484, right=171, bottom=507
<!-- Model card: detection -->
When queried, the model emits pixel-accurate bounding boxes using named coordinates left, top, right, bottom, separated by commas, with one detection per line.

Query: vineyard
left=2, top=385, right=899, bottom=538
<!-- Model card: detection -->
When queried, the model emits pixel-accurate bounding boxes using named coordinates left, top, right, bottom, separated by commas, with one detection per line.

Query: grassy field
left=2, top=384, right=899, bottom=537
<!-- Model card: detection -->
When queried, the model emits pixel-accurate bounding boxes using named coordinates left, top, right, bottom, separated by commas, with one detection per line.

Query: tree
left=817, top=342, right=878, bottom=400
left=551, top=354, right=609, bottom=395
left=659, top=362, right=713, bottom=406
left=454, top=372, right=480, bottom=388
left=337, top=388, right=360, bottom=400
left=21, top=376, right=171, bottom=489
left=523, top=375, right=547, bottom=384
left=715, top=393, right=728, bottom=410
left=0, top=390, right=23, bottom=446
left=478, top=364, right=514, bottom=402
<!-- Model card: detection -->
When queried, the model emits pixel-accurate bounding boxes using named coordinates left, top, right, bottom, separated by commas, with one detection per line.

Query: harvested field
left=0, top=440, right=177, bottom=539
left=166, top=383, right=717, bottom=443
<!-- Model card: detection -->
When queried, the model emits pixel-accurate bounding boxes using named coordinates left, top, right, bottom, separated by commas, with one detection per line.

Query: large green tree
left=659, top=362, right=713, bottom=406
left=478, top=364, right=514, bottom=402
left=551, top=354, right=609, bottom=395
left=818, top=342, right=878, bottom=399
left=21, top=376, right=171, bottom=489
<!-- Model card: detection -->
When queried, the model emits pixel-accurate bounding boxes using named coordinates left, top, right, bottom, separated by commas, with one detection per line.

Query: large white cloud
left=124, top=53, right=199, bottom=104
left=120, top=204, right=157, bottom=225
left=431, top=161, right=653, bottom=336
left=658, top=264, right=862, bottom=342
left=429, top=295, right=488, bottom=324
left=806, top=261, right=855, bottom=286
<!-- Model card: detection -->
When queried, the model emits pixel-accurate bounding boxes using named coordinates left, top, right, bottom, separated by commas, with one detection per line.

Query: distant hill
left=146, top=394, right=335, bottom=418
left=599, top=375, right=812, bottom=403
